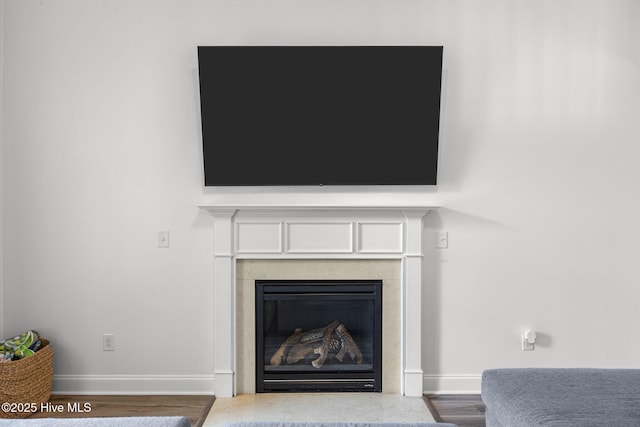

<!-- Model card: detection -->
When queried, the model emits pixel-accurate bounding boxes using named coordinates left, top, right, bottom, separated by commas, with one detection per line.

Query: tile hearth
left=203, top=393, right=436, bottom=426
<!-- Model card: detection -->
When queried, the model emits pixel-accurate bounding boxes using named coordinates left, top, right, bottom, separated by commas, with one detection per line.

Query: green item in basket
left=0, top=330, right=40, bottom=360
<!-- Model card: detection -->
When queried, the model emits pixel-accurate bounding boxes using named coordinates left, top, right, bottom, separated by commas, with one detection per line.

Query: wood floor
left=425, top=394, right=486, bottom=427
left=28, top=395, right=215, bottom=427
left=22, top=394, right=484, bottom=427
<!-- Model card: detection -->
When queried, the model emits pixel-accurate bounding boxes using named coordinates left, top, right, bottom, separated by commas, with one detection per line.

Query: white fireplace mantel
left=199, top=203, right=440, bottom=397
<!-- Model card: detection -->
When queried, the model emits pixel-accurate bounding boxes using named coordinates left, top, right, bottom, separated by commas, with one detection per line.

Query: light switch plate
left=437, top=231, right=448, bottom=249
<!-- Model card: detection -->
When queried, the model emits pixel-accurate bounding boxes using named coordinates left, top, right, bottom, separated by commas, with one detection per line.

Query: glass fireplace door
left=256, top=280, right=382, bottom=392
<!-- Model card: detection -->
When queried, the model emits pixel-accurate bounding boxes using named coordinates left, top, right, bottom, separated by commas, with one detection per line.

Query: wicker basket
left=0, top=339, right=53, bottom=419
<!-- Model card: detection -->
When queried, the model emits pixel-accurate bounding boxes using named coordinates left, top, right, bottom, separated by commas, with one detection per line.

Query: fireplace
left=198, top=203, right=439, bottom=397
left=256, top=280, right=382, bottom=392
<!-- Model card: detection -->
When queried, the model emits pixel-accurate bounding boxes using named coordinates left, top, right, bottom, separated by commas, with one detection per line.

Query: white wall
left=0, top=0, right=5, bottom=340
left=2, top=0, right=640, bottom=393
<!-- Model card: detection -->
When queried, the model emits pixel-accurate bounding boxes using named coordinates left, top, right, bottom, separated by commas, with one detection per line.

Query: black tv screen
left=198, top=46, right=443, bottom=186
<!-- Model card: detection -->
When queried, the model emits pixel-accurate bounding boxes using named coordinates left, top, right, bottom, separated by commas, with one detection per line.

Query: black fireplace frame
left=255, top=279, right=383, bottom=392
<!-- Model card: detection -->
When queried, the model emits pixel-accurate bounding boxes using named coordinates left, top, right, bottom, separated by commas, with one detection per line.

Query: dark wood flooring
left=28, top=395, right=215, bottom=427
left=425, top=394, right=486, bottom=427
left=22, top=394, right=483, bottom=427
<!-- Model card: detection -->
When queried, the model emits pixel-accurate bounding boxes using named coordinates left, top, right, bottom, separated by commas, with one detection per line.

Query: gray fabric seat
left=482, top=368, right=640, bottom=426
left=0, top=416, right=191, bottom=427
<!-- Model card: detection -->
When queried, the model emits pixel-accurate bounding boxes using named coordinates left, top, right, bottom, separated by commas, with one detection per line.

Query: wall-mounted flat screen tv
left=197, top=46, right=443, bottom=186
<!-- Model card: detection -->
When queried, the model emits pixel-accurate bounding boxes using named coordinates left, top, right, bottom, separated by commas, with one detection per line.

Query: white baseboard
left=52, top=373, right=479, bottom=395
left=52, top=375, right=215, bottom=395
left=423, top=374, right=482, bottom=394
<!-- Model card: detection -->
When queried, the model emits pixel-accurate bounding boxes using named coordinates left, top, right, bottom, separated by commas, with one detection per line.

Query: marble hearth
left=199, top=204, right=439, bottom=397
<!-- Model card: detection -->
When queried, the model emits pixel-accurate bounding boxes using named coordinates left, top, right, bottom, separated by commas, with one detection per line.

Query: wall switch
left=103, top=333, right=115, bottom=351
left=436, top=231, right=449, bottom=249
left=158, top=230, right=170, bottom=248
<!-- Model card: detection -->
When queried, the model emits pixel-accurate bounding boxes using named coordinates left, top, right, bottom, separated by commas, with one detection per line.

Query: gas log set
left=269, top=320, right=363, bottom=369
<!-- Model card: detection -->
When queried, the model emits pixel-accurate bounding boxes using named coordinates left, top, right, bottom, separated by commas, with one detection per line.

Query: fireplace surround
left=236, top=259, right=400, bottom=395
left=198, top=203, right=440, bottom=397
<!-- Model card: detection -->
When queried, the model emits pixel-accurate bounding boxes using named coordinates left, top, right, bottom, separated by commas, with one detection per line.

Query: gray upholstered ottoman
left=0, top=416, right=191, bottom=427
left=482, top=368, right=640, bottom=426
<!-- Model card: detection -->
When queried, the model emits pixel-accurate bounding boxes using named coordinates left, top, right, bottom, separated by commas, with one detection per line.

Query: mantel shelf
left=197, top=203, right=441, bottom=212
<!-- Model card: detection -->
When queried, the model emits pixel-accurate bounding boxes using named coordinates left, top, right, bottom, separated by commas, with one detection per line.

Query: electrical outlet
left=103, top=333, right=115, bottom=351
left=522, top=339, right=535, bottom=351
left=522, top=331, right=536, bottom=351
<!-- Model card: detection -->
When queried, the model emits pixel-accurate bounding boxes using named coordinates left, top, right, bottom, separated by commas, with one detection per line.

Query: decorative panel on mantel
left=236, top=222, right=282, bottom=254
left=234, top=219, right=405, bottom=257
left=286, top=222, right=353, bottom=253
left=357, top=222, right=404, bottom=254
